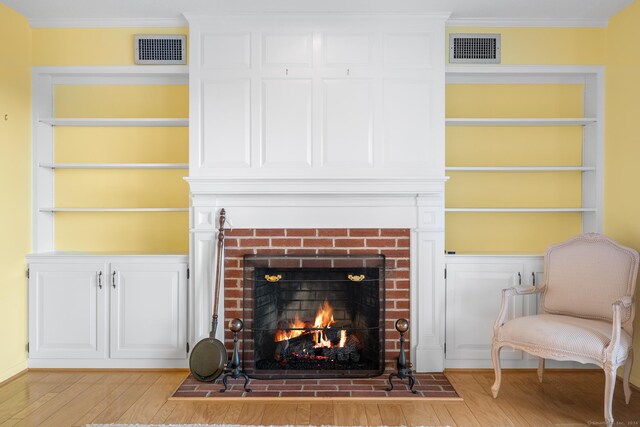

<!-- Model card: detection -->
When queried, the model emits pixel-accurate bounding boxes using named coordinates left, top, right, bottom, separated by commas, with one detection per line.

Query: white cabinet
left=28, top=262, right=107, bottom=359
left=110, top=263, right=187, bottom=359
left=445, top=256, right=542, bottom=368
left=27, top=254, right=188, bottom=368
left=187, top=14, right=446, bottom=181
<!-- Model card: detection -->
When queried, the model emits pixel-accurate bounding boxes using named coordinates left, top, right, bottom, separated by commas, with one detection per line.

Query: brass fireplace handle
left=264, top=274, right=282, bottom=283
left=348, top=274, right=365, bottom=282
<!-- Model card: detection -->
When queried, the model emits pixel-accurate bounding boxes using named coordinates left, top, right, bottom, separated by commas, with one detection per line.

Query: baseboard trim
left=27, top=367, right=189, bottom=372
left=0, top=367, right=28, bottom=387
left=444, top=367, right=600, bottom=373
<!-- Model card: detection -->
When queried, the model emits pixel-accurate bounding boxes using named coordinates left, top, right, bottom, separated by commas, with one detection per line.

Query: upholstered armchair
left=491, top=233, right=639, bottom=427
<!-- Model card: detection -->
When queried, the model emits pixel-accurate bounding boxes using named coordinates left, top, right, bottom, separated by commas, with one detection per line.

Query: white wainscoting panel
left=261, top=79, right=313, bottom=168
left=324, top=34, right=372, bottom=65
left=202, top=33, right=251, bottom=69
left=201, top=79, right=251, bottom=168
left=383, top=80, right=432, bottom=167
left=262, top=33, right=313, bottom=67
left=322, top=79, right=373, bottom=167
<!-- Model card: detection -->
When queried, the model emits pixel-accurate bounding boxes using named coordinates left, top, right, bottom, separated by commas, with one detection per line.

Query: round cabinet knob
left=395, top=318, right=409, bottom=333
left=229, top=318, right=243, bottom=333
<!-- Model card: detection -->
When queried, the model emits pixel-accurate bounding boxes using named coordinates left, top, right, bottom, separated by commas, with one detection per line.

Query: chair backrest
left=541, top=233, right=639, bottom=324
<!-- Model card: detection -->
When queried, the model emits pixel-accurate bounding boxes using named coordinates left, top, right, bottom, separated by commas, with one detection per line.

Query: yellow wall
left=605, top=0, right=640, bottom=388
left=0, top=3, right=31, bottom=382
left=32, top=27, right=187, bottom=66
left=446, top=27, right=606, bottom=64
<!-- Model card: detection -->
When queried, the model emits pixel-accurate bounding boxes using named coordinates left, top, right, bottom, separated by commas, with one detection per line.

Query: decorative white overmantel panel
left=186, top=13, right=448, bottom=371
left=186, top=13, right=446, bottom=179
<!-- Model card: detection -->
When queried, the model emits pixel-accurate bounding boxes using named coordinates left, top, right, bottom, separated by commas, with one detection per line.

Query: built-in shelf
left=39, top=208, right=189, bottom=213
left=39, top=163, right=188, bottom=170
left=38, top=118, right=189, bottom=127
left=445, top=166, right=595, bottom=172
left=445, top=118, right=597, bottom=127
left=445, top=208, right=597, bottom=213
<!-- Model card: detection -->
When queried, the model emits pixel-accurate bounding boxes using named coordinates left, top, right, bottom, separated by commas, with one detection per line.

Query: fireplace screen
left=242, top=254, right=385, bottom=379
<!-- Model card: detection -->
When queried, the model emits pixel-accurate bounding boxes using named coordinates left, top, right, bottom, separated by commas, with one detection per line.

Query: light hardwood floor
left=0, top=369, right=638, bottom=426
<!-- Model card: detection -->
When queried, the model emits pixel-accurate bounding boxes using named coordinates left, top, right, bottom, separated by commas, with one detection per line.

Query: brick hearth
left=171, top=373, right=459, bottom=399
left=223, top=228, right=410, bottom=372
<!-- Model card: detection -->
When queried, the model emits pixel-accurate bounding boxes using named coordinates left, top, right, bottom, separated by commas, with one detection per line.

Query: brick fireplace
left=223, top=228, right=410, bottom=374
left=187, top=183, right=446, bottom=372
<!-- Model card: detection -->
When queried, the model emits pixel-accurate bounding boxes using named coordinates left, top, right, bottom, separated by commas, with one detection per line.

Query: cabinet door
left=445, top=263, right=525, bottom=361
left=29, top=263, right=107, bottom=359
left=525, top=260, right=545, bottom=315
left=110, top=263, right=187, bottom=359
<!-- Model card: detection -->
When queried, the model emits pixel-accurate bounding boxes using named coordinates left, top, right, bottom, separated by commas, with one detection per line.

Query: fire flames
left=275, top=299, right=346, bottom=348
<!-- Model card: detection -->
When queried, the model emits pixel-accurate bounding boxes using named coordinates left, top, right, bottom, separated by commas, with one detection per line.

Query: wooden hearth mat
left=169, top=373, right=461, bottom=401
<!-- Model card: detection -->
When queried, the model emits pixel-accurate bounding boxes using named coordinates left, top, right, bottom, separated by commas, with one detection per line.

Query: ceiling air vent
left=449, top=33, right=501, bottom=64
left=135, top=35, right=186, bottom=65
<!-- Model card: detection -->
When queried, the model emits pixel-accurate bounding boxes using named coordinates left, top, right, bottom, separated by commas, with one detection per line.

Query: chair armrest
left=493, top=286, right=545, bottom=336
left=606, top=296, right=633, bottom=362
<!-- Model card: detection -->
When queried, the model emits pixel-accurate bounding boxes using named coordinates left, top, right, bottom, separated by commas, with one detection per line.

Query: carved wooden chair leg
left=537, top=357, right=545, bottom=383
left=491, top=343, right=502, bottom=398
left=604, top=366, right=616, bottom=427
left=623, top=348, right=634, bottom=404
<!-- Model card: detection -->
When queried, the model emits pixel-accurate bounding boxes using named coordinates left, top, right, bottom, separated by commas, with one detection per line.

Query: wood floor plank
left=472, top=372, right=533, bottom=427
left=0, top=373, right=78, bottom=423
left=237, top=402, right=267, bottom=425
left=444, top=402, right=482, bottom=427
left=40, top=372, right=137, bottom=427
left=188, top=403, right=231, bottom=424
left=89, top=372, right=161, bottom=425
left=308, top=402, right=334, bottom=426
left=147, top=401, right=177, bottom=424
left=162, top=401, right=201, bottom=424
left=333, top=402, right=369, bottom=426
left=294, top=403, right=311, bottom=425
left=70, top=373, right=142, bottom=426
left=377, top=403, right=408, bottom=426
left=400, top=402, right=441, bottom=427
left=448, top=371, right=516, bottom=426
left=363, top=403, right=383, bottom=426
left=431, top=404, right=458, bottom=427
left=115, top=371, right=185, bottom=424
left=11, top=373, right=106, bottom=426
left=261, top=403, right=298, bottom=425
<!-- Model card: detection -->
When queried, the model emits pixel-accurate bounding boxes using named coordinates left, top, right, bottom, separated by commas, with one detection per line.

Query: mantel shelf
left=445, top=118, right=597, bottom=126
left=445, top=166, right=595, bottom=172
left=446, top=208, right=597, bottom=213
left=39, top=208, right=189, bottom=212
left=38, top=118, right=189, bottom=127
left=39, top=163, right=188, bottom=170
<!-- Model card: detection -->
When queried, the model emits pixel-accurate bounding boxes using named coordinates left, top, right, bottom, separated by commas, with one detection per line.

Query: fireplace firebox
left=242, top=254, right=386, bottom=379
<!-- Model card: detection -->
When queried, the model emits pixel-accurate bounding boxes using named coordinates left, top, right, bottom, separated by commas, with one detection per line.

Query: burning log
left=274, top=330, right=361, bottom=365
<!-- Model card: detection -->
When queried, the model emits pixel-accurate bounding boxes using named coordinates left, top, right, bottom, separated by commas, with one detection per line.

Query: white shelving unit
left=445, top=65, right=604, bottom=231
left=39, top=163, right=188, bottom=169
left=32, top=66, right=189, bottom=253
left=39, top=118, right=189, bottom=127
left=445, top=118, right=597, bottom=126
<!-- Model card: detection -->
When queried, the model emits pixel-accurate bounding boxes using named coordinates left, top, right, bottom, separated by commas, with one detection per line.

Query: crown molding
left=29, top=17, right=188, bottom=28
left=446, top=17, right=608, bottom=28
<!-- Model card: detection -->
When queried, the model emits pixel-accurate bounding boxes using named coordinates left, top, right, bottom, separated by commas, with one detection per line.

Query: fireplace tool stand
left=386, top=318, right=417, bottom=393
left=220, top=318, right=252, bottom=393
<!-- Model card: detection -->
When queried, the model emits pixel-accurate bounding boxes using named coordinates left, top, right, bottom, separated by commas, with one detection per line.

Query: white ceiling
left=1, top=0, right=634, bottom=28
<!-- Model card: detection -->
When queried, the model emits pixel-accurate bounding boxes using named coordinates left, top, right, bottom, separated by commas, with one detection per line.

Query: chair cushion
left=498, top=314, right=631, bottom=365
